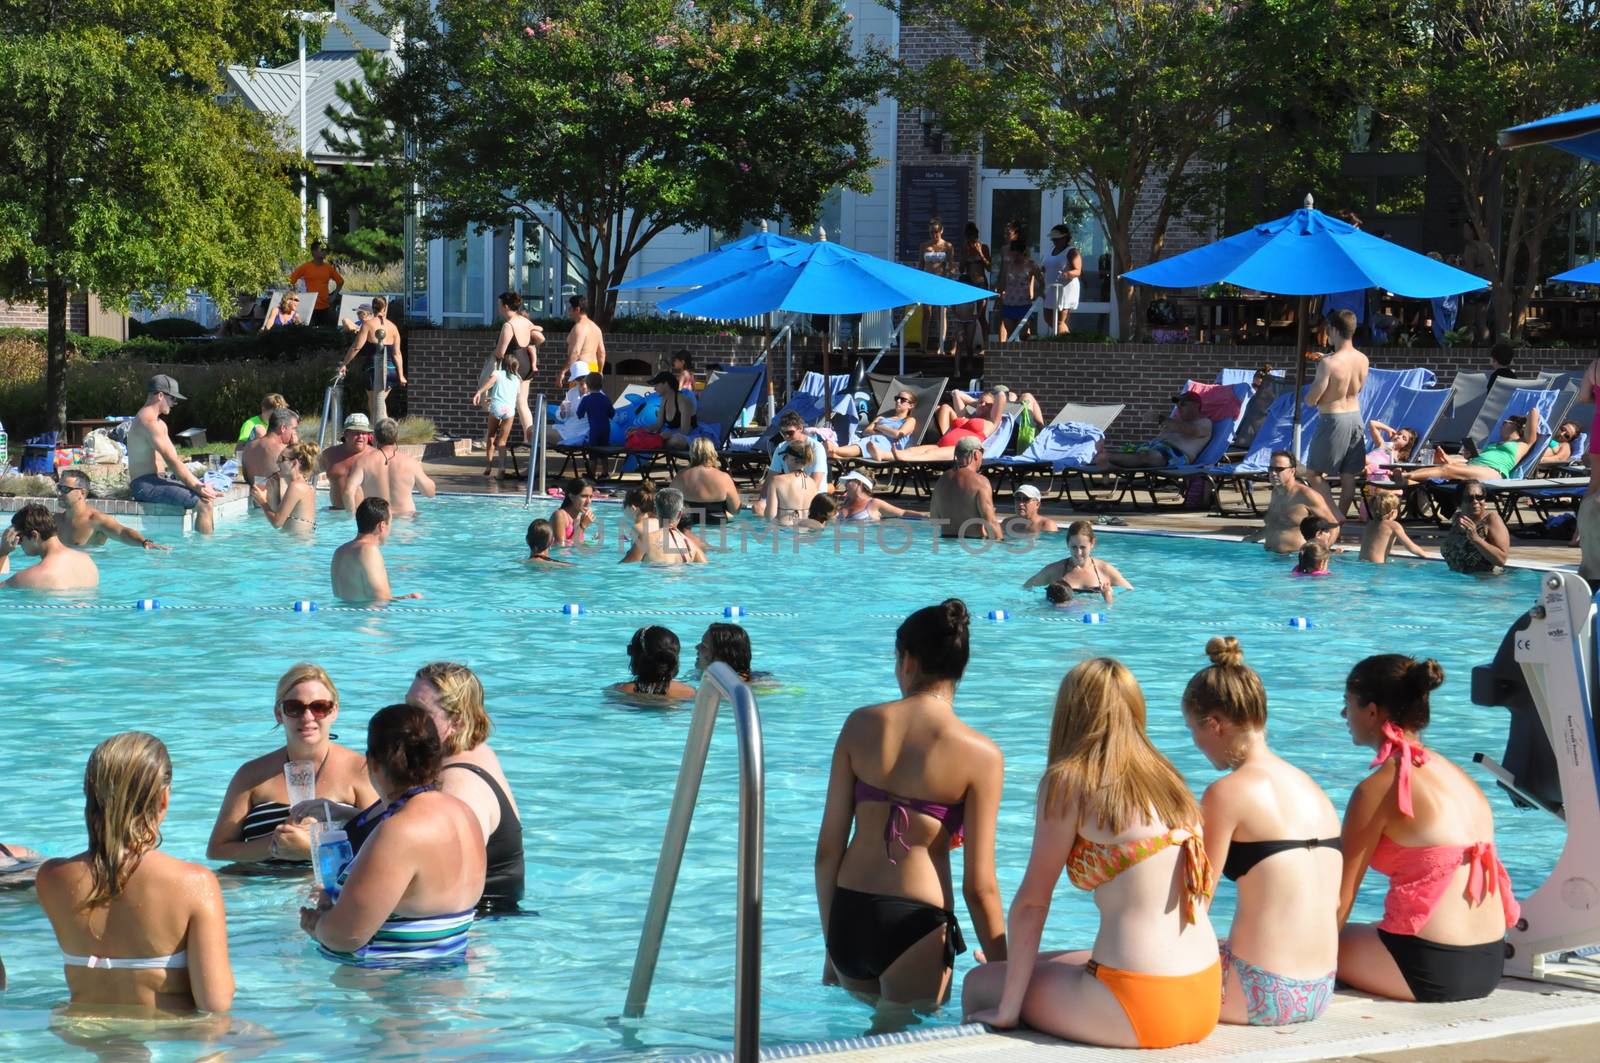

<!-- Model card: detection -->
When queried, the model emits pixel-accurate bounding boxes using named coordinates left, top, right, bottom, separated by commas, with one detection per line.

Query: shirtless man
left=319, top=413, right=372, bottom=511
left=330, top=497, right=421, bottom=603
left=559, top=295, right=606, bottom=386
left=620, top=488, right=706, bottom=564
left=240, top=407, right=299, bottom=499
left=126, top=374, right=219, bottom=534
left=342, top=417, right=437, bottom=514
left=0, top=504, right=99, bottom=590
left=1005, top=483, right=1059, bottom=536
left=1085, top=392, right=1213, bottom=470
left=54, top=469, right=166, bottom=551
left=1304, top=308, right=1370, bottom=519
left=1245, top=450, right=1338, bottom=554
left=930, top=436, right=1003, bottom=540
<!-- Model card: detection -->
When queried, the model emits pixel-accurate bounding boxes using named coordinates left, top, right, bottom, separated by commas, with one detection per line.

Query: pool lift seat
left=1471, top=569, right=1600, bottom=989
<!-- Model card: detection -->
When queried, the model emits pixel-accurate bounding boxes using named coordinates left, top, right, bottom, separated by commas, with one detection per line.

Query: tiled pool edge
left=666, top=979, right=1600, bottom=1062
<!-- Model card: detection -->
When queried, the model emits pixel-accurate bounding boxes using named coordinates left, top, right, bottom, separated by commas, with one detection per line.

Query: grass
left=294, top=414, right=438, bottom=447
left=179, top=442, right=241, bottom=458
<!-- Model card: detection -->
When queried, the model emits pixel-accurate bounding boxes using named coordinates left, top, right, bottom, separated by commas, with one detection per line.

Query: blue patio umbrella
left=659, top=240, right=995, bottom=425
left=657, top=240, right=995, bottom=317
left=1552, top=261, right=1600, bottom=284
left=1124, top=196, right=1490, bottom=450
left=1500, top=103, right=1600, bottom=163
left=613, top=230, right=807, bottom=290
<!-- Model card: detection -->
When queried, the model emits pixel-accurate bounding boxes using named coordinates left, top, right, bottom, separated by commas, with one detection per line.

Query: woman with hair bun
left=1336, top=654, right=1520, bottom=1002
left=815, top=598, right=1006, bottom=1007
left=301, top=704, right=485, bottom=966
left=38, top=732, right=234, bottom=1012
left=1182, top=637, right=1341, bottom=1026
left=612, top=626, right=697, bottom=701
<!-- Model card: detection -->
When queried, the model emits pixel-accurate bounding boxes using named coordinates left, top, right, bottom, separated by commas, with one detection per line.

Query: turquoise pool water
left=0, top=496, right=1558, bottom=1059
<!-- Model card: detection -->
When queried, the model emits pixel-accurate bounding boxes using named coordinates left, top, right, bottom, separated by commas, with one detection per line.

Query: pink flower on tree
left=738, top=162, right=750, bottom=172
left=524, top=26, right=535, bottom=37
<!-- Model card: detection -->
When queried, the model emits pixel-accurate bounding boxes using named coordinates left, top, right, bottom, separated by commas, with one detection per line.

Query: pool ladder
left=523, top=393, right=548, bottom=505
left=625, top=662, right=765, bottom=1062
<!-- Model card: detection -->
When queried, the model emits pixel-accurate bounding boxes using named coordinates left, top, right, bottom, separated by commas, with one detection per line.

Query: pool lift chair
left=1472, top=569, right=1600, bottom=989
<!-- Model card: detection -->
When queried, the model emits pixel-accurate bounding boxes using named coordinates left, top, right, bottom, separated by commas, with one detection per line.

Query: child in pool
left=1293, top=541, right=1331, bottom=576
left=522, top=518, right=572, bottom=566
left=1045, top=579, right=1076, bottom=605
left=1358, top=491, right=1427, bottom=564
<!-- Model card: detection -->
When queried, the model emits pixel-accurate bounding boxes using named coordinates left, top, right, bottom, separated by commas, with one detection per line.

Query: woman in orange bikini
left=1335, top=654, right=1519, bottom=1002
left=963, top=658, right=1221, bottom=1049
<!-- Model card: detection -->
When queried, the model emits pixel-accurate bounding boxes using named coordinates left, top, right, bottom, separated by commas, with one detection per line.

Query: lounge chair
left=1100, top=383, right=1253, bottom=509
left=845, top=375, right=949, bottom=453
left=1049, top=402, right=1125, bottom=430
left=554, top=364, right=767, bottom=480
left=983, top=420, right=1109, bottom=498
left=861, top=411, right=1019, bottom=497
left=1416, top=383, right=1577, bottom=520
left=1428, top=371, right=1492, bottom=448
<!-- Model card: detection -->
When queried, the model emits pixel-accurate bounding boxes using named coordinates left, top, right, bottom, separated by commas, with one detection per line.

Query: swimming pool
left=0, top=497, right=1557, bottom=1059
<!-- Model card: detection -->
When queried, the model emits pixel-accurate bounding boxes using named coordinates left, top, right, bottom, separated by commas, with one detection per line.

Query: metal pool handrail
left=524, top=392, right=547, bottom=505
left=624, top=662, right=764, bottom=1062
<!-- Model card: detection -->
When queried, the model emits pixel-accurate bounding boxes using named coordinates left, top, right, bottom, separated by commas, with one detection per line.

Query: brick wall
left=984, top=340, right=1600, bottom=441
left=0, top=297, right=89, bottom=332
left=406, top=330, right=774, bottom=438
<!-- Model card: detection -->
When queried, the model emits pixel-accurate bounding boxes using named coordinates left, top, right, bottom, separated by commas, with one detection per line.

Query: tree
left=899, top=0, right=1276, bottom=335
left=1375, top=0, right=1600, bottom=337
left=0, top=2, right=303, bottom=435
left=339, top=0, right=890, bottom=323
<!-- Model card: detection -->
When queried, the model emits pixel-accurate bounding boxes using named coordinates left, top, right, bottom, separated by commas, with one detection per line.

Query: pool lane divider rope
left=0, top=601, right=1358, bottom=631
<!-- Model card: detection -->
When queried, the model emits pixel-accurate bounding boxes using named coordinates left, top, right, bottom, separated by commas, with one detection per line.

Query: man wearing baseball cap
left=1005, top=482, right=1059, bottom=536
left=126, top=374, right=219, bottom=533
left=930, top=435, right=1003, bottom=540
left=318, top=413, right=373, bottom=510
left=1086, top=391, right=1213, bottom=471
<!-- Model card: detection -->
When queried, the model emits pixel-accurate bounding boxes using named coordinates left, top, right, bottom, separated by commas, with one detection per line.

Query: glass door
left=977, top=174, right=1117, bottom=336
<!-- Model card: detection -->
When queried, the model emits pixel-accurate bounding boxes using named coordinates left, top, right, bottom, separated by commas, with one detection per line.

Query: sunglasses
left=895, top=396, right=914, bottom=403
left=56, top=483, right=79, bottom=494
left=1269, top=465, right=1293, bottom=472
left=1464, top=494, right=1487, bottom=503
left=280, top=699, right=334, bottom=719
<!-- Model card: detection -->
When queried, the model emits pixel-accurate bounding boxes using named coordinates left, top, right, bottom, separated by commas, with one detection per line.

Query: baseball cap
left=838, top=471, right=875, bottom=491
left=343, top=413, right=373, bottom=433
left=1016, top=484, right=1042, bottom=501
left=1172, top=391, right=1201, bottom=405
left=647, top=370, right=675, bottom=386
left=148, top=374, right=186, bottom=401
left=954, top=435, right=983, bottom=459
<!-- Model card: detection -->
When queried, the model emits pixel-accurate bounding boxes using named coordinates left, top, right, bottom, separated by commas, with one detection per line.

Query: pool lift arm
left=1472, top=569, right=1600, bottom=988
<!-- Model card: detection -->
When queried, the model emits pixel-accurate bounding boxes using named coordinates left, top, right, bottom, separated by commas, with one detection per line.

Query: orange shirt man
left=288, top=242, right=344, bottom=318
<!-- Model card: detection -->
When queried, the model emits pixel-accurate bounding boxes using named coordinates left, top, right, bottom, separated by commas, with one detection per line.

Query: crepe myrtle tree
left=0, top=1, right=304, bottom=434
left=896, top=0, right=1281, bottom=336
left=338, top=0, right=890, bottom=324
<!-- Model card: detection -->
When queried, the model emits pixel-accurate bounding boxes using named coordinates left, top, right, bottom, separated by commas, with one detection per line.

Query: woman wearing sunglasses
left=207, top=663, right=378, bottom=865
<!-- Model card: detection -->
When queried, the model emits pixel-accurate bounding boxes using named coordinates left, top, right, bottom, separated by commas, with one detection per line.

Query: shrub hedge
left=0, top=355, right=340, bottom=443
left=0, top=326, right=348, bottom=365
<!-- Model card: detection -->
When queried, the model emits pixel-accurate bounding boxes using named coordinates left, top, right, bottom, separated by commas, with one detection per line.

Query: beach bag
left=20, top=432, right=57, bottom=475
left=1182, top=474, right=1213, bottom=510
left=1013, top=404, right=1037, bottom=453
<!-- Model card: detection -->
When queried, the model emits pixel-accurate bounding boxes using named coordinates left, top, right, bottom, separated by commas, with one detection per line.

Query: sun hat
left=343, top=413, right=373, bottom=433
left=1016, top=484, right=1042, bottom=501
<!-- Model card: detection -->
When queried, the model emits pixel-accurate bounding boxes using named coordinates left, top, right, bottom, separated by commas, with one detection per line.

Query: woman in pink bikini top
left=1334, top=653, right=1519, bottom=1004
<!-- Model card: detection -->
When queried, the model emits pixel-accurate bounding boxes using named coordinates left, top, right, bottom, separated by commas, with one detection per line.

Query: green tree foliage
left=899, top=0, right=1275, bottom=334
left=340, top=0, right=890, bottom=322
left=1372, top=0, right=1600, bottom=336
left=0, top=1, right=304, bottom=434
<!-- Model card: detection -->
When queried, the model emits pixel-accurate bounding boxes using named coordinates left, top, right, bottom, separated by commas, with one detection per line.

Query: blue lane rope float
left=292, top=601, right=317, bottom=613
left=986, top=609, right=1007, bottom=621
left=562, top=603, right=584, bottom=616
left=134, top=599, right=159, bottom=611
left=1288, top=616, right=1314, bottom=629
left=1082, top=612, right=1105, bottom=624
left=723, top=605, right=745, bottom=618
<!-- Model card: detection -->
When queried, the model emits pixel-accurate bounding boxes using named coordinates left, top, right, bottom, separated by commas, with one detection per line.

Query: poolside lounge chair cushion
left=996, top=421, right=1104, bottom=469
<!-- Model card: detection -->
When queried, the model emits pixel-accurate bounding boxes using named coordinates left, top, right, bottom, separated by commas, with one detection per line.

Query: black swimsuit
left=1222, top=836, right=1341, bottom=881
left=442, top=763, right=526, bottom=913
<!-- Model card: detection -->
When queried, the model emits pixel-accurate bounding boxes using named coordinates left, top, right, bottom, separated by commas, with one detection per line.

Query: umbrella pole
left=822, top=319, right=832, bottom=430
left=763, top=312, right=775, bottom=423
left=1292, top=295, right=1309, bottom=457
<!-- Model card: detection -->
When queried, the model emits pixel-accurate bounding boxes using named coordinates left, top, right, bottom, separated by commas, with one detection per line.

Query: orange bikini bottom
left=1087, top=958, right=1221, bottom=1049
